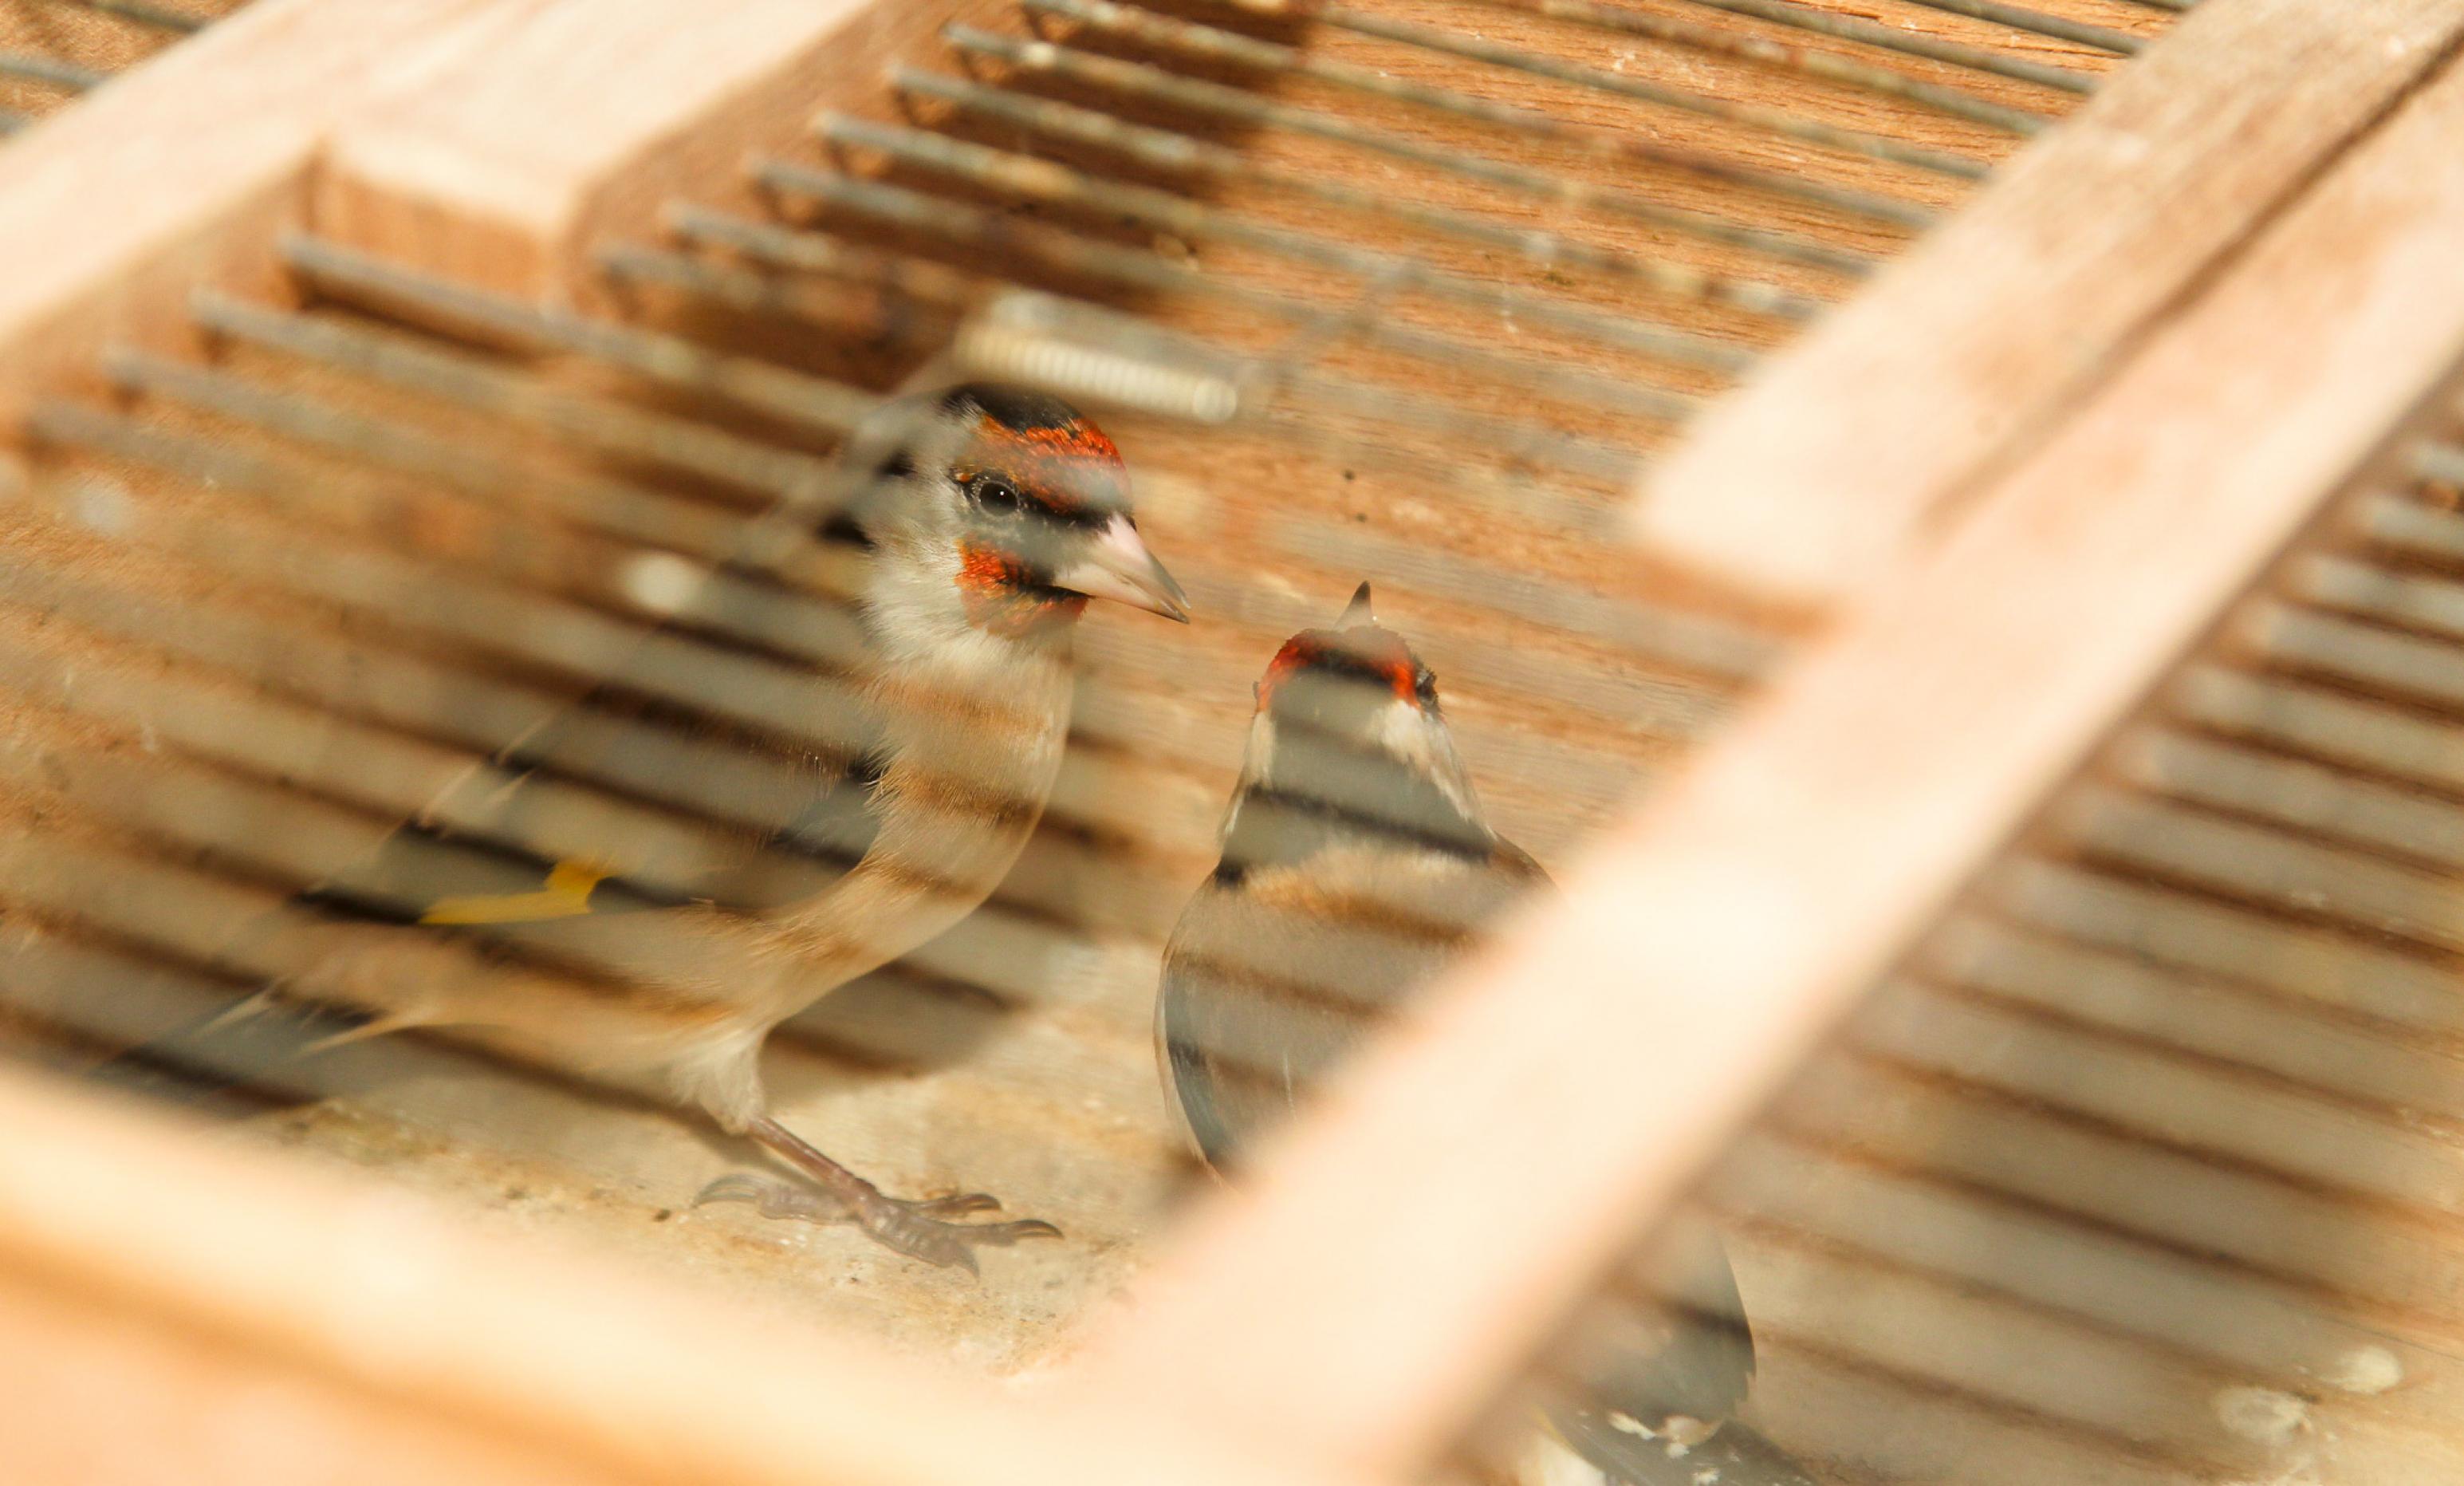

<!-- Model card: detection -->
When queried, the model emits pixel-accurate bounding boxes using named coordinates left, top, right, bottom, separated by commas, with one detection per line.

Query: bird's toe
left=909, top=1191, right=1003, bottom=1218
left=698, top=1173, right=1061, bottom=1273
left=857, top=1198, right=1065, bottom=1275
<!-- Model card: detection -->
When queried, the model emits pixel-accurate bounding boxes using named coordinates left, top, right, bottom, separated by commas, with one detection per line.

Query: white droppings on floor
left=2214, top=1385, right=2309, bottom=1449
left=2324, top=1344, right=2403, bottom=1397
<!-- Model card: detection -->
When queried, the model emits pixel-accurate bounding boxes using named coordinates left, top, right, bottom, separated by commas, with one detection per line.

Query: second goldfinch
left=1160, top=585, right=1799, bottom=1484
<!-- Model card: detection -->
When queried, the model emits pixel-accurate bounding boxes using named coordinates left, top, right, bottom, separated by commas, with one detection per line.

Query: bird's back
left=1160, top=830, right=1769, bottom=1476
left=1158, top=834, right=1543, bottom=1168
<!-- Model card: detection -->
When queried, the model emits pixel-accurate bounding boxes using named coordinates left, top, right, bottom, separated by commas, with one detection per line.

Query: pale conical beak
left=1052, top=515, right=1191, bottom=622
left=1338, top=581, right=1376, bottom=627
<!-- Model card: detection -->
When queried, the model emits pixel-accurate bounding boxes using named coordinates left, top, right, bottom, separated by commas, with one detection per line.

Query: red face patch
left=955, top=538, right=1087, bottom=637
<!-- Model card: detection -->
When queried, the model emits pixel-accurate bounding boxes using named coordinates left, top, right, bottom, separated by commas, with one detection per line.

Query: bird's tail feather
left=83, top=997, right=376, bottom=1116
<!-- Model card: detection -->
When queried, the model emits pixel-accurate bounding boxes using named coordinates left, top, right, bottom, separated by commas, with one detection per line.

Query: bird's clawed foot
left=695, top=1173, right=1062, bottom=1275
left=856, top=1189, right=1063, bottom=1275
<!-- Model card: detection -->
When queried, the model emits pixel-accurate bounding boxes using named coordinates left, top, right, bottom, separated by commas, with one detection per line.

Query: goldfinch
left=1160, top=586, right=1801, bottom=1484
left=104, top=384, right=1188, bottom=1272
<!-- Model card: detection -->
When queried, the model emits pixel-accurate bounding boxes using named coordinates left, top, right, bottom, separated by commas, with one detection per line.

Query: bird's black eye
left=964, top=471, right=1025, bottom=517
left=1413, top=665, right=1439, bottom=707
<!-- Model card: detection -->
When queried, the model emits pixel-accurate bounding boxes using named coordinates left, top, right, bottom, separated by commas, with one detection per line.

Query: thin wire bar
left=1654, top=0, right=2096, bottom=93
left=0, top=53, right=105, bottom=90
left=59, top=370, right=859, bottom=664
left=1651, top=0, right=2116, bottom=87
left=2116, top=727, right=2464, bottom=873
left=0, top=487, right=1190, bottom=867
left=2243, top=601, right=2464, bottom=713
left=2059, top=785, right=2462, bottom=953
left=747, top=168, right=1698, bottom=420
left=616, top=228, right=978, bottom=321
left=1427, top=0, right=2060, bottom=128
left=817, top=113, right=1771, bottom=369
left=100, top=346, right=860, bottom=605
left=22, top=409, right=1640, bottom=861
left=2350, top=491, right=2464, bottom=566
left=2170, top=664, right=2464, bottom=802
left=1003, top=18, right=1941, bottom=229
left=1993, top=853, right=2464, bottom=1041
left=50, top=0, right=205, bottom=32
left=655, top=212, right=1678, bottom=527
left=23, top=402, right=876, bottom=758
left=0, top=552, right=868, bottom=850
left=947, top=26, right=1866, bottom=298
left=281, top=235, right=875, bottom=437
left=1303, top=1, right=1986, bottom=182
left=1898, top=0, right=2142, bottom=52
left=1025, top=0, right=1986, bottom=180
left=190, top=290, right=844, bottom=509
left=613, top=239, right=1649, bottom=483
left=899, top=62, right=1817, bottom=318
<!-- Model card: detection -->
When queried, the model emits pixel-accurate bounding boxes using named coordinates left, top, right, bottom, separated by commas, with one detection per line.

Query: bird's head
left=1248, top=582, right=1482, bottom=827
left=851, top=384, right=1188, bottom=645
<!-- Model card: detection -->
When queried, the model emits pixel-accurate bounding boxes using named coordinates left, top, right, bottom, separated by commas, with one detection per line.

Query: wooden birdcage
left=1, top=2, right=2458, bottom=1483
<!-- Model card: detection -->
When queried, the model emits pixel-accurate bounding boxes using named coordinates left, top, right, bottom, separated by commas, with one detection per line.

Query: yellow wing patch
left=419, top=861, right=609, bottom=925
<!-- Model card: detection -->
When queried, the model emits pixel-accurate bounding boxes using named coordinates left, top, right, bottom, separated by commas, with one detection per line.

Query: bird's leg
left=705, top=1116, right=1062, bottom=1274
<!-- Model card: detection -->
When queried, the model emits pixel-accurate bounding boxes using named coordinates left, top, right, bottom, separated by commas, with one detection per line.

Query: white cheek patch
left=1372, top=699, right=1478, bottom=818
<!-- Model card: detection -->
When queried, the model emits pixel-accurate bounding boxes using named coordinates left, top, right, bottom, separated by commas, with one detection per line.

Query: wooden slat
left=0, top=1260, right=608, bottom=1486
left=1632, top=0, right=2464, bottom=602
left=315, top=0, right=1012, bottom=302
left=0, top=1060, right=1336, bottom=1486
left=0, top=0, right=522, bottom=418
left=1067, top=36, right=2464, bottom=1482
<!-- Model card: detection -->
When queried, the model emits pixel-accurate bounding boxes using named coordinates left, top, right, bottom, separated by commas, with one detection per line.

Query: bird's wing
left=303, top=697, right=885, bottom=931
left=1547, top=1208, right=1760, bottom=1473
left=1487, top=831, right=1554, bottom=892
left=1156, top=877, right=1285, bottom=1170
left=1159, top=831, right=1549, bottom=1171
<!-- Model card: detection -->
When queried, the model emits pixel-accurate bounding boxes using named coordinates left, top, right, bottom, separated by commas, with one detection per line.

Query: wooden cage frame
left=4, top=0, right=2464, bottom=1479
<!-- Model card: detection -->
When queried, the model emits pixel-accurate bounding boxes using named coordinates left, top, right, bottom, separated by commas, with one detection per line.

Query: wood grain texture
left=0, top=1061, right=1339, bottom=1486
left=1069, top=40, right=2464, bottom=1483
left=1632, top=0, right=2464, bottom=603
left=316, top=0, right=997, bottom=305
left=0, top=0, right=518, bottom=420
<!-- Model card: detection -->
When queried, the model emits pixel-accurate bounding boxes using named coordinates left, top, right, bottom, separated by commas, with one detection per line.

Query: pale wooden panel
left=0, top=0, right=523, bottom=416
left=0, top=1061, right=1335, bottom=1486
left=1633, top=0, right=2464, bottom=602
left=1066, top=38, right=2464, bottom=1483
left=0, top=1262, right=612, bottom=1486
left=318, top=0, right=907, bottom=302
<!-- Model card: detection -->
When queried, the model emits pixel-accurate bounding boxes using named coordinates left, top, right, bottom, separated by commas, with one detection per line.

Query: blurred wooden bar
left=5, top=0, right=2462, bottom=1481
left=1073, top=27, right=2464, bottom=1481
left=1634, top=0, right=2464, bottom=603
left=0, top=1062, right=1333, bottom=1486
left=0, top=0, right=522, bottom=416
